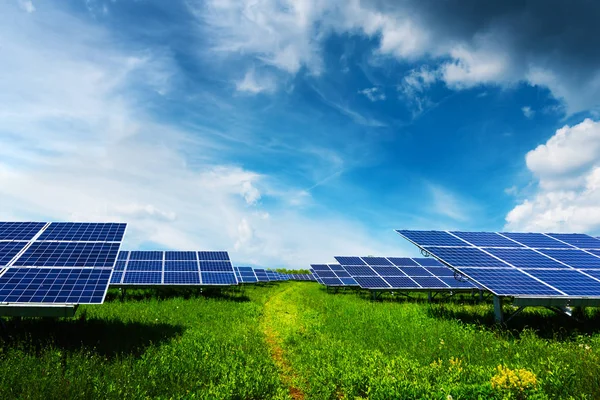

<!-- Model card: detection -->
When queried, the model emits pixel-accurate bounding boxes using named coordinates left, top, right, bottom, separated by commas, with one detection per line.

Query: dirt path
left=260, top=284, right=306, bottom=400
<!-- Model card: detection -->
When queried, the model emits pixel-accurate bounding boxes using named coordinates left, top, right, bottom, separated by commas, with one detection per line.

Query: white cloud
left=235, top=69, right=276, bottom=94
left=241, top=181, right=261, bottom=205
left=506, top=119, right=600, bottom=232
left=428, top=184, right=470, bottom=222
left=440, top=45, right=511, bottom=89
left=522, top=106, right=534, bottom=119
left=18, top=0, right=35, bottom=13
left=358, top=87, right=385, bottom=102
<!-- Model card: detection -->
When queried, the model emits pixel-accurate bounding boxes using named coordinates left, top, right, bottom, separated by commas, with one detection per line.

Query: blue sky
left=2, top=0, right=600, bottom=268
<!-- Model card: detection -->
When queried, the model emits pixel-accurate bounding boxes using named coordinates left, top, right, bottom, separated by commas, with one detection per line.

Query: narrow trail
left=260, top=283, right=306, bottom=400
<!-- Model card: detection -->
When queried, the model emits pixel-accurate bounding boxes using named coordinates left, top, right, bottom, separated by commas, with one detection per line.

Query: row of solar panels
left=234, top=267, right=316, bottom=283
left=309, top=257, right=479, bottom=291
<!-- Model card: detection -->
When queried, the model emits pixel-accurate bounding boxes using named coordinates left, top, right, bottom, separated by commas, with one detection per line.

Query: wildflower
left=491, top=365, right=538, bottom=392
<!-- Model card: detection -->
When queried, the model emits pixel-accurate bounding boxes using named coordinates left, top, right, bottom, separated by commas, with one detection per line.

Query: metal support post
left=427, top=291, right=432, bottom=302
left=493, top=295, right=504, bottom=324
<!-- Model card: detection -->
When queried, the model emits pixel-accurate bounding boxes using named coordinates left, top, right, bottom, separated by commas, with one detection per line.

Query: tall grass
left=1, top=283, right=599, bottom=399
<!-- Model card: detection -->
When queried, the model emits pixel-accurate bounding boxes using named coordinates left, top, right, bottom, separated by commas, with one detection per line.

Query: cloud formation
left=506, top=119, right=600, bottom=232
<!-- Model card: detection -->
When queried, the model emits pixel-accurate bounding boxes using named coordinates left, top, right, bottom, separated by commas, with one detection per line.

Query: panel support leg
left=427, top=291, right=432, bottom=302
left=478, top=290, right=484, bottom=302
left=493, top=296, right=504, bottom=324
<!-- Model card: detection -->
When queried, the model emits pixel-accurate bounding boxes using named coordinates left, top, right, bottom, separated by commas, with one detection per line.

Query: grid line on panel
left=0, top=222, right=46, bottom=241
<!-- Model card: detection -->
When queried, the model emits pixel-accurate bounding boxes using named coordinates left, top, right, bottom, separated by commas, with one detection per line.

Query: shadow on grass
left=427, top=304, right=600, bottom=339
left=0, top=317, right=185, bottom=359
left=105, top=287, right=250, bottom=303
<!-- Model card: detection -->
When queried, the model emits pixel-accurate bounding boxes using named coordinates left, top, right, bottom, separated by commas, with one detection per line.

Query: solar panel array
left=397, top=230, right=600, bottom=297
left=332, top=256, right=478, bottom=290
left=288, top=273, right=316, bottom=281
left=111, top=251, right=237, bottom=286
left=0, top=222, right=126, bottom=304
left=311, top=264, right=359, bottom=286
left=234, top=266, right=258, bottom=283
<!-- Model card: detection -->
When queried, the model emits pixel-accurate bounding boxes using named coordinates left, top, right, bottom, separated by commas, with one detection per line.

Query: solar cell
left=412, top=276, right=448, bottom=288
left=0, top=241, right=28, bottom=266
left=117, top=251, right=129, bottom=260
left=354, top=276, right=390, bottom=289
left=126, top=260, right=163, bottom=271
left=396, top=230, right=469, bottom=247
left=425, top=247, right=509, bottom=267
left=164, top=261, right=198, bottom=272
left=165, top=251, right=197, bottom=261
left=362, top=257, right=393, bottom=266
left=164, top=272, right=201, bottom=284
left=129, top=251, right=163, bottom=261
left=114, top=260, right=126, bottom=271
left=201, top=272, right=236, bottom=285
left=547, top=233, right=600, bottom=249
left=198, top=251, right=229, bottom=261
left=457, top=268, right=561, bottom=296
left=321, top=277, right=343, bottom=286
left=382, top=276, right=417, bottom=288
left=499, top=232, right=572, bottom=249
left=13, top=242, right=120, bottom=268
left=451, top=231, right=523, bottom=247
left=123, top=271, right=161, bottom=284
left=536, top=249, right=600, bottom=269
left=525, top=269, right=600, bottom=296
left=110, top=271, right=123, bottom=284
left=340, top=277, right=359, bottom=285
left=371, top=266, right=406, bottom=276
left=38, top=222, right=126, bottom=242
left=0, top=222, right=46, bottom=241
left=388, top=257, right=419, bottom=266
left=398, top=266, right=432, bottom=277
left=199, top=261, right=234, bottom=272
left=413, top=257, right=443, bottom=266
left=484, top=248, right=568, bottom=269
left=343, top=266, right=377, bottom=276
left=334, top=256, right=366, bottom=265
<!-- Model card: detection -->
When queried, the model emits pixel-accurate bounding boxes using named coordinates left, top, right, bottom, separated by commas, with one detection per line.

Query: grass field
left=1, top=282, right=600, bottom=399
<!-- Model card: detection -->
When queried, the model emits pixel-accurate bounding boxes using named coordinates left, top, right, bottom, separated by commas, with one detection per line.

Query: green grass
left=1, top=283, right=600, bottom=399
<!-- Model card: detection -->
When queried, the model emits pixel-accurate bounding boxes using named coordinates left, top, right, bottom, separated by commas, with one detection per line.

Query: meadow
left=1, top=282, right=599, bottom=399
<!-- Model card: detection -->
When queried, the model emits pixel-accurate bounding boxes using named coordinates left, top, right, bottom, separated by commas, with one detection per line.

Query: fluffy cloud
left=506, top=119, right=600, bottom=232
left=358, top=87, right=385, bottom=102
left=522, top=106, right=534, bottom=119
left=196, top=0, right=600, bottom=114
left=235, top=69, right=277, bottom=94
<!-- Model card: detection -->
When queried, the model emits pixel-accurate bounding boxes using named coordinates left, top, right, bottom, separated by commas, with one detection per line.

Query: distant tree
left=274, top=268, right=310, bottom=274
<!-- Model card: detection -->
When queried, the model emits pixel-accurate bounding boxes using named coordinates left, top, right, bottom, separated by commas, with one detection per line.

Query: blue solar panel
left=458, top=268, right=561, bottom=296
left=425, top=247, right=509, bottom=267
left=537, top=249, right=600, bottom=269
left=199, top=261, right=234, bottom=272
left=484, top=248, right=568, bottom=269
left=333, top=270, right=351, bottom=278
left=343, top=266, right=377, bottom=276
left=0, top=241, right=28, bottom=266
left=354, top=276, right=390, bottom=289
left=123, top=271, right=161, bottom=284
left=0, top=268, right=111, bottom=303
left=328, top=264, right=345, bottom=271
left=164, top=261, right=198, bottom=272
left=339, top=277, right=359, bottom=285
left=425, top=267, right=457, bottom=277
left=499, top=232, right=572, bottom=249
left=581, top=269, right=600, bottom=280
left=13, top=242, right=120, bottom=267
left=201, top=272, right=236, bottom=284
left=117, top=251, right=129, bottom=260
left=334, top=256, right=366, bottom=265
left=397, top=230, right=469, bottom=247
left=321, top=277, right=343, bottom=286
left=362, top=257, right=392, bottom=266
left=38, top=222, right=126, bottom=242
left=388, top=257, right=419, bottom=266
left=198, top=251, right=229, bottom=261
left=164, top=272, right=200, bottom=284
left=114, top=260, right=126, bottom=271
left=311, top=264, right=330, bottom=271
left=0, top=222, right=46, bottom=241
left=398, top=266, right=432, bottom=277
left=547, top=233, right=600, bottom=249
left=316, top=270, right=336, bottom=278
left=439, top=277, right=476, bottom=288
left=126, top=260, right=163, bottom=271
left=412, top=276, right=448, bottom=288
left=129, top=251, right=162, bottom=261
left=451, top=231, right=523, bottom=247
left=413, top=257, right=443, bottom=266
left=371, top=266, right=406, bottom=276
left=525, top=269, right=600, bottom=296
left=165, top=251, right=197, bottom=261
left=240, top=275, right=258, bottom=283
left=382, top=276, right=417, bottom=288
left=110, top=271, right=123, bottom=284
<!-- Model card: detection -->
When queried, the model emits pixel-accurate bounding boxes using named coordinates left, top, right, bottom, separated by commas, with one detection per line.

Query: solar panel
left=112, top=250, right=237, bottom=286
left=0, top=221, right=127, bottom=305
left=396, top=230, right=600, bottom=298
left=310, top=264, right=359, bottom=286
left=336, top=256, right=479, bottom=291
